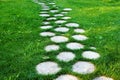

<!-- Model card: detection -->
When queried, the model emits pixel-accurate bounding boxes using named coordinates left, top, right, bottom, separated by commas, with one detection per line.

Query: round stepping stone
left=54, top=27, right=69, bottom=32
left=62, top=17, right=71, bottom=20
left=55, top=74, right=78, bottom=80
left=74, top=29, right=85, bottom=33
left=40, top=11, right=48, bottom=13
left=57, top=52, right=75, bottom=62
left=82, top=51, right=100, bottom=60
left=45, top=45, right=59, bottom=52
left=40, top=32, right=55, bottom=37
left=51, top=36, right=69, bottom=43
left=40, top=25, right=52, bottom=29
left=36, top=61, right=61, bottom=75
left=50, top=10, right=59, bottom=13
left=66, top=42, right=84, bottom=50
left=39, top=14, right=50, bottom=17
left=65, top=23, right=79, bottom=27
left=47, top=17, right=57, bottom=20
left=72, top=35, right=88, bottom=41
left=93, top=76, right=113, bottom=80
left=42, top=22, right=50, bottom=25
left=72, top=61, right=95, bottom=74
left=63, top=8, right=72, bottom=11
left=55, top=20, right=67, bottom=24
left=54, top=14, right=64, bottom=17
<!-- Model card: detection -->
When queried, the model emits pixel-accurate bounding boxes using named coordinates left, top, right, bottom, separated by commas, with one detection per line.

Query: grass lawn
left=0, top=0, right=120, bottom=80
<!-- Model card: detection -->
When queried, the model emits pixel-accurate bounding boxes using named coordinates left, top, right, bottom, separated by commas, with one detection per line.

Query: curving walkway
left=33, top=0, right=113, bottom=80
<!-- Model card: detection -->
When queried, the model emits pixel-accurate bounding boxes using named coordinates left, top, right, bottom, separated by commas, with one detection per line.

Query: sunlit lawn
left=0, top=0, right=120, bottom=80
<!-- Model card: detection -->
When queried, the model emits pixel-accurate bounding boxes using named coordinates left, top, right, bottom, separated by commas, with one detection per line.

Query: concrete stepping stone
left=47, top=17, right=57, bottom=20
left=74, top=29, right=85, bottom=33
left=40, top=25, right=53, bottom=29
left=63, top=8, right=72, bottom=11
left=55, top=74, right=78, bottom=80
left=65, top=23, right=79, bottom=27
left=93, top=76, right=113, bottom=80
left=72, top=61, right=95, bottom=74
left=66, top=42, right=84, bottom=50
left=57, top=52, right=75, bottom=62
left=50, top=10, right=59, bottom=13
left=36, top=61, right=61, bottom=75
left=82, top=51, right=100, bottom=60
left=45, top=44, right=60, bottom=52
left=39, top=14, right=50, bottom=17
left=62, top=17, right=71, bottom=20
left=42, top=22, right=50, bottom=25
left=51, top=36, right=69, bottom=43
left=72, top=35, right=88, bottom=41
left=55, top=20, right=67, bottom=24
left=40, top=32, right=55, bottom=37
left=54, top=14, right=64, bottom=17
left=40, top=11, right=48, bottom=14
left=54, top=27, right=69, bottom=32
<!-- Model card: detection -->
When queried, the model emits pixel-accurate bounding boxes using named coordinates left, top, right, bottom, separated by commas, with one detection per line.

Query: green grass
left=0, top=0, right=120, bottom=80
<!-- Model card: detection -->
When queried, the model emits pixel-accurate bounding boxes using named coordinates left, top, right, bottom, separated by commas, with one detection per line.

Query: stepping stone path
left=33, top=0, right=114, bottom=79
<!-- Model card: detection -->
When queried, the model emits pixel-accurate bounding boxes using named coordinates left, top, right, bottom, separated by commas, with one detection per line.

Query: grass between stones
left=0, top=0, right=120, bottom=80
